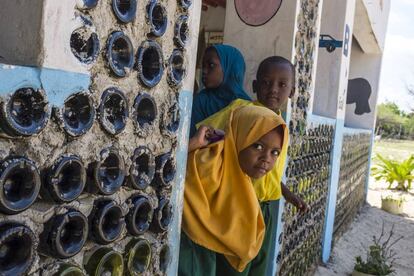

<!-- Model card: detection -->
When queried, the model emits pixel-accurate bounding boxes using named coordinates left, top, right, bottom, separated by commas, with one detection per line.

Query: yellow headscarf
left=196, top=98, right=289, bottom=201
left=182, top=105, right=287, bottom=271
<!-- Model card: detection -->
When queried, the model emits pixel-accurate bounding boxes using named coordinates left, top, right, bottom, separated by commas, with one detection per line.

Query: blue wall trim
left=168, top=90, right=193, bottom=276
left=343, top=126, right=372, bottom=135
left=270, top=197, right=285, bottom=275
left=322, top=118, right=344, bottom=262
left=39, top=68, right=90, bottom=106
left=0, top=64, right=42, bottom=93
left=0, top=64, right=90, bottom=106
left=308, top=114, right=337, bottom=125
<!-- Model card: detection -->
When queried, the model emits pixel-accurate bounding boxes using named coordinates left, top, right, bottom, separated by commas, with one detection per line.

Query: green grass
left=372, top=139, right=414, bottom=166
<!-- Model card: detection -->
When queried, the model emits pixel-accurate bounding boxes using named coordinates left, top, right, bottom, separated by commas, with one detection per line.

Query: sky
left=378, top=0, right=414, bottom=112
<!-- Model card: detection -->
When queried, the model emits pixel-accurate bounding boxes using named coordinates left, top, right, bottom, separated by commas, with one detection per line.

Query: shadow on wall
left=346, top=78, right=372, bottom=115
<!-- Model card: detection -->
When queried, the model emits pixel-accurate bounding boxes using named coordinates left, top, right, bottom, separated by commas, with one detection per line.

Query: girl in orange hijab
left=179, top=105, right=288, bottom=275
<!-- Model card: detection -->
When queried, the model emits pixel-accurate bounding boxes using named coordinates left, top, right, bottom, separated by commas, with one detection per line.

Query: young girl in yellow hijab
left=178, top=105, right=288, bottom=275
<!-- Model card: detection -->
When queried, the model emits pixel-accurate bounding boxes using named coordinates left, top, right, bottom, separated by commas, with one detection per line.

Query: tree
left=376, top=102, right=406, bottom=138
left=375, top=101, right=414, bottom=139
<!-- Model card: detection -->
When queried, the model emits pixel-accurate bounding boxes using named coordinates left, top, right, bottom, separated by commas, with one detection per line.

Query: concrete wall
left=314, top=0, right=356, bottom=119
left=314, top=0, right=357, bottom=263
left=168, top=0, right=202, bottom=274
left=345, top=0, right=390, bottom=128
left=0, top=0, right=44, bottom=66
left=0, top=0, right=92, bottom=74
left=353, top=0, right=391, bottom=53
left=200, top=6, right=226, bottom=31
left=41, top=0, right=91, bottom=74
left=361, top=0, right=391, bottom=50
left=0, top=0, right=201, bottom=275
left=345, top=40, right=382, bottom=129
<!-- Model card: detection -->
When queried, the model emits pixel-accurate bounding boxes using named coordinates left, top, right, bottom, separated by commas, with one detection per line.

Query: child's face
left=202, top=48, right=224, bottom=89
left=253, top=63, right=294, bottom=111
left=238, top=128, right=283, bottom=179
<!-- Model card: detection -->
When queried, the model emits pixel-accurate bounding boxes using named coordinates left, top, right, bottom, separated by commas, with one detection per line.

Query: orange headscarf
left=182, top=105, right=287, bottom=271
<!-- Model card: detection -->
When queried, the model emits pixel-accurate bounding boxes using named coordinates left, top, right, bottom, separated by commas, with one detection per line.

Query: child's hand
left=290, top=195, right=308, bottom=213
left=195, top=125, right=214, bottom=147
left=206, top=128, right=225, bottom=143
left=188, top=126, right=223, bottom=152
left=281, top=183, right=308, bottom=213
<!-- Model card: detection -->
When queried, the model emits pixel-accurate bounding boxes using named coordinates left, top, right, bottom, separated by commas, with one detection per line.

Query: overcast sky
left=378, top=0, right=414, bottom=112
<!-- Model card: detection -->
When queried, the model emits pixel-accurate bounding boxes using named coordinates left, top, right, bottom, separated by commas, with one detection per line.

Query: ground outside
left=315, top=140, right=414, bottom=276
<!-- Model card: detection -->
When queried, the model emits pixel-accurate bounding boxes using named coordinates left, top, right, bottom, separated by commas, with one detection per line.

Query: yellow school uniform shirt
left=196, top=98, right=288, bottom=202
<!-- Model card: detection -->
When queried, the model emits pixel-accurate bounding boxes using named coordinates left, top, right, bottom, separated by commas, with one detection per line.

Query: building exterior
left=200, top=0, right=390, bottom=275
left=0, top=0, right=389, bottom=275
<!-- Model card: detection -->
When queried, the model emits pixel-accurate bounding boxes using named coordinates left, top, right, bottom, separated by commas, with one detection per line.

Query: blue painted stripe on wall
left=0, top=64, right=42, bottom=93
left=167, top=90, right=193, bottom=276
left=343, top=126, right=371, bottom=135
left=271, top=197, right=285, bottom=275
left=0, top=64, right=90, bottom=106
left=308, top=113, right=337, bottom=125
left=322, top=118, right=345, bottom=262
left=40, top=68, right=90, bottom=106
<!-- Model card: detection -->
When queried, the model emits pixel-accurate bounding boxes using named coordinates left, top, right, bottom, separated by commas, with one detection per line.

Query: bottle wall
left=333, top=130, right=371, bottom=241
left=0, top=0, right=198, bottom=275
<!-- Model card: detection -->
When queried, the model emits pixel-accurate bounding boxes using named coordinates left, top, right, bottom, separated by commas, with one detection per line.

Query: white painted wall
left=345, top=40, right=382, bottom=129
left=182, top=0, right=202, bottom=93
left=314, top=0, right=356, bottom=120
left=345, top=0, right=390, bottom=129
left=362, top=0, right=391, bottom=50
left=353, top=0, right=390, bottom=53
left=200, top=6, right=226, bottom=31
left=41, top=0, right=91, bottom=74
left=223, top=0, right=299, bottom=99
left=0, top=0, right=93, bottom=74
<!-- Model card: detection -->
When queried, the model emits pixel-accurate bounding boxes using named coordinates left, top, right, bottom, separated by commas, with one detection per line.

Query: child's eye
left=280, top=82, right=287, bottom=88
left=209, top=63, right=215, bottom=68
left=253, top=144, right=264, bottom=150
left=271, top=150, right=280, bottom=156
